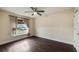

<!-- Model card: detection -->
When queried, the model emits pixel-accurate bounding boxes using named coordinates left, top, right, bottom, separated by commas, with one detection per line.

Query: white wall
left=74, top=8, right=79, bottom=51
left=0, top=10, right=35, bottom=45
left=0, top=11, right=11, bottom=43
left=35, top=9, right=74, bottom=44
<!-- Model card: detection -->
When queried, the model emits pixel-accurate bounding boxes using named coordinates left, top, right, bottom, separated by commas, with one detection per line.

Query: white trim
left=0, top=34, right=31, bottom=45
left=36, top=35, right=73, bottom=45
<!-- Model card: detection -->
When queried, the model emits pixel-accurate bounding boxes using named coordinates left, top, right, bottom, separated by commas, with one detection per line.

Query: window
left=10, top=15, right=29, bottom=36
left=15, top=20, right=29, bottom=36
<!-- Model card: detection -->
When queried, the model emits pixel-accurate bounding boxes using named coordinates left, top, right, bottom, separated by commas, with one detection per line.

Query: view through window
left=10, top=16, right=29, bottom=36
left=15, top=19, right=29, bottom=36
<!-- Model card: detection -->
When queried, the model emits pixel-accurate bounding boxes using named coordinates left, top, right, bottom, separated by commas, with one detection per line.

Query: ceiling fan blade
left=37, top=10, right=45, bottom=12
left=30, top=7, right=44, bottom=16
left=32, top=13, right=34, bottom=16
left=30, top=7, right=34, bottom=10
left=37, top=12, right=42, bottom=16
left=30, top=7, right=37, bottom=12
left=30, top=7, right=35, bottom=11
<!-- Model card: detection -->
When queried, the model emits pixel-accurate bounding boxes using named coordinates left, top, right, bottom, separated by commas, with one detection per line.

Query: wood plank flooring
left=0, top=36, right=76, bottom=52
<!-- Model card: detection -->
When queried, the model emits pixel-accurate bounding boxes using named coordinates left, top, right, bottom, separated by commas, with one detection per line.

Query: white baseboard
left=36, top=35, right=73, bottom=45
left=0, top=34, right=73, bottom=46
left=0, top=34, right=31, bottom=45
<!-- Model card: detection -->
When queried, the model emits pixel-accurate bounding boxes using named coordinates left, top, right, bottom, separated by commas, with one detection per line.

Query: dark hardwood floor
left=0, top=36, right=76, bottom=52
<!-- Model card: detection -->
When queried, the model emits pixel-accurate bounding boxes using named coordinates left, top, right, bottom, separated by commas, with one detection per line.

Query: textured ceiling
left=0, top=7, right=72, bottom=18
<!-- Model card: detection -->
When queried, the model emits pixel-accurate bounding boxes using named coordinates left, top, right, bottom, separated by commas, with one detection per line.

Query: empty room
left=0, top=7, right=78, bottom=52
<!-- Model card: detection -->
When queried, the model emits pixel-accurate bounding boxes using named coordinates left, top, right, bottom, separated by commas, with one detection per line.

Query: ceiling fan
left=24, top=7, right=45, bottom=16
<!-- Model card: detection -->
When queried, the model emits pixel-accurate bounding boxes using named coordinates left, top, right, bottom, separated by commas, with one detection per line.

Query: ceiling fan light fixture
left=34, top=12, right=37, bottom=15
left=25, top=7, right=45, bottom=16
